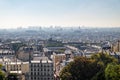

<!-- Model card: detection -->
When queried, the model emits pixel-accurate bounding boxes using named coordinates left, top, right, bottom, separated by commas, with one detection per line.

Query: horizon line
left=0, top=26, right=120, bottom=29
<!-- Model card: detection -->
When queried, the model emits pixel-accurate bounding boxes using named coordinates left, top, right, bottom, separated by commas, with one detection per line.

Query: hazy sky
left=0, top=0, right=120, bottom=29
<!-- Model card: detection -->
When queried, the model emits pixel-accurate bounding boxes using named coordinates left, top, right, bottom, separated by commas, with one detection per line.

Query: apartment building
left=29, top=56, right=54, bottom=80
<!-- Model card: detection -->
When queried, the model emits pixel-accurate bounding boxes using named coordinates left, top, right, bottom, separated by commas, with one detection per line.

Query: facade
left=29, top=56, right=54, bottom=80
left=0, top=49, right=14, bottom=57
left=54, top=52, right=73, bottom=80
left=53, top=53, right=65, bottom=70
left=5, top=61, right=29, bottom=74
left=111, top=41, right=120, bottom=52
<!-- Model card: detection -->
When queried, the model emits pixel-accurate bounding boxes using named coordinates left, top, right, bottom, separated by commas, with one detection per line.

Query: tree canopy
left=60, top=53, right=119, bottom=80
left=11, top=43, right=26, bottom=53
left=0, top=64, right=5, bottom=80
left=60, top=56, right=101, bottom=80
left=105, top=63, right=120, bottom=80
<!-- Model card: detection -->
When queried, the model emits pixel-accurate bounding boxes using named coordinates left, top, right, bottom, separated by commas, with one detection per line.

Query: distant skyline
left=0, top=0, right=120, bottom=29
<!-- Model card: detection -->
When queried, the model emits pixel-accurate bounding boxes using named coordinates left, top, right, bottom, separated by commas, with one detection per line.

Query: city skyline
left=0, top=0, right=120, bottom=29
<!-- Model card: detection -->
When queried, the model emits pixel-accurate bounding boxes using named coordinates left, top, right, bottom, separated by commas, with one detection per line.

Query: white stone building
left=29, top=56, right=54, bottom=80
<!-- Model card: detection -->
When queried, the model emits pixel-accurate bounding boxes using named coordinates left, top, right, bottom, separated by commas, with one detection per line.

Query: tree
left=11, top=42, right=26, bottom=59
left=0, top=64, right=5, bottom=80
left=11, top=43, right=25, bottom=53
left=105, top=63, right=120, bottom=80
left=60, top=57, right=101, bottom=80
left=91, top=53, right=118, bottom=80
left=60, top=72, right=72, bottom=80
left=91, top=53, right=118, bottom=66
left=60, top=53, right=119, bottom=80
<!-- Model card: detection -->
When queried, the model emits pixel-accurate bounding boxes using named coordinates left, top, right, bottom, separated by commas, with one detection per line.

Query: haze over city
left=1, top=1, right=120, bottom=80
left=0, top=0, right=120, bottom=29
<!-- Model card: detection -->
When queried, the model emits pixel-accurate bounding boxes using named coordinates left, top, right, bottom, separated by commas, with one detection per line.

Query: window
left=51, top=68, right=53, bottom=71
left=41, top=73, right=43, bottom=76
left=31, top=72, right=33, bottom=75
left=47, top=73, right=50, bottom=76
left=34, top=64, right=36, bottom=67
left=44, top=73, right=46, bottom=76
left=41, top=78, right=43, bottom=80
left=38, top=77, right=39, bottom=80
left=38, top=72, right=39, bottom=75
left=51, top=64, right=53, bottom=67
left=44, top=78, right=46, bottom=80
left=44, top=65, right=46, bottom=67
left=34, top=72, right=36, bottom=75
left=37, top=64, right=39, bottom=67
left=31, top=64, right=33, bottom=67
left=44, top=68, right=46, bottom=71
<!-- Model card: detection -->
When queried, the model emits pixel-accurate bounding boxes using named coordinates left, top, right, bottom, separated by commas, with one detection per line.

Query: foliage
left=60, top=53, right=119, bottom=80
left=105, top=63, right=120, bottom=80
left=0, top=64, right=2, bottom=69
left=11, top=43, right=26, bottom=52
left=0, top=64, right=5, bottom=80
left=90, top=53, right=118, bottom=80
left=91, top=67, right=105, bottom=80
left=0, top=71, right=5, bottom=80
left=60, top=56, right=101, bottom=80
left=60, top=72, right=72, bottom=80
left=91, top=53, right=118, bottom=66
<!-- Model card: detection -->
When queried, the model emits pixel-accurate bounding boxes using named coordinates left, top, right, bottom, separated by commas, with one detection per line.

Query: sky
left=0, top=0, right=120, bottom=29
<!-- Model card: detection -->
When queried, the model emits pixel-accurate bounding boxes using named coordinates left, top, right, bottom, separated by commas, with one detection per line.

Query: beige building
left=52, top=53, right=65, bottom=71
left=5, top=61, right=29, bottom=74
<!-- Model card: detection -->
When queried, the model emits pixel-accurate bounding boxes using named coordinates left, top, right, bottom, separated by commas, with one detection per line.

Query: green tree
left=11, top=42, right=26, bottom=59
left=0, top=64, right=5, bottom=80
left=91, top=53, right=118, bottom=66
left=60, top=72, right=72, bottom=80
left=91, top=53, right=118, bottom=80
left=11, top=43, right=25, bottom=53
left=60, top=57, right=101, bottom=80
left=60, top=53, right=119, bottom=80
left=105, top=63, right=120, bottom=80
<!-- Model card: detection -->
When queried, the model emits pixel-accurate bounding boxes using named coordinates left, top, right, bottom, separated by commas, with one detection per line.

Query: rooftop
left=31, top=56, right=53, bottom=63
